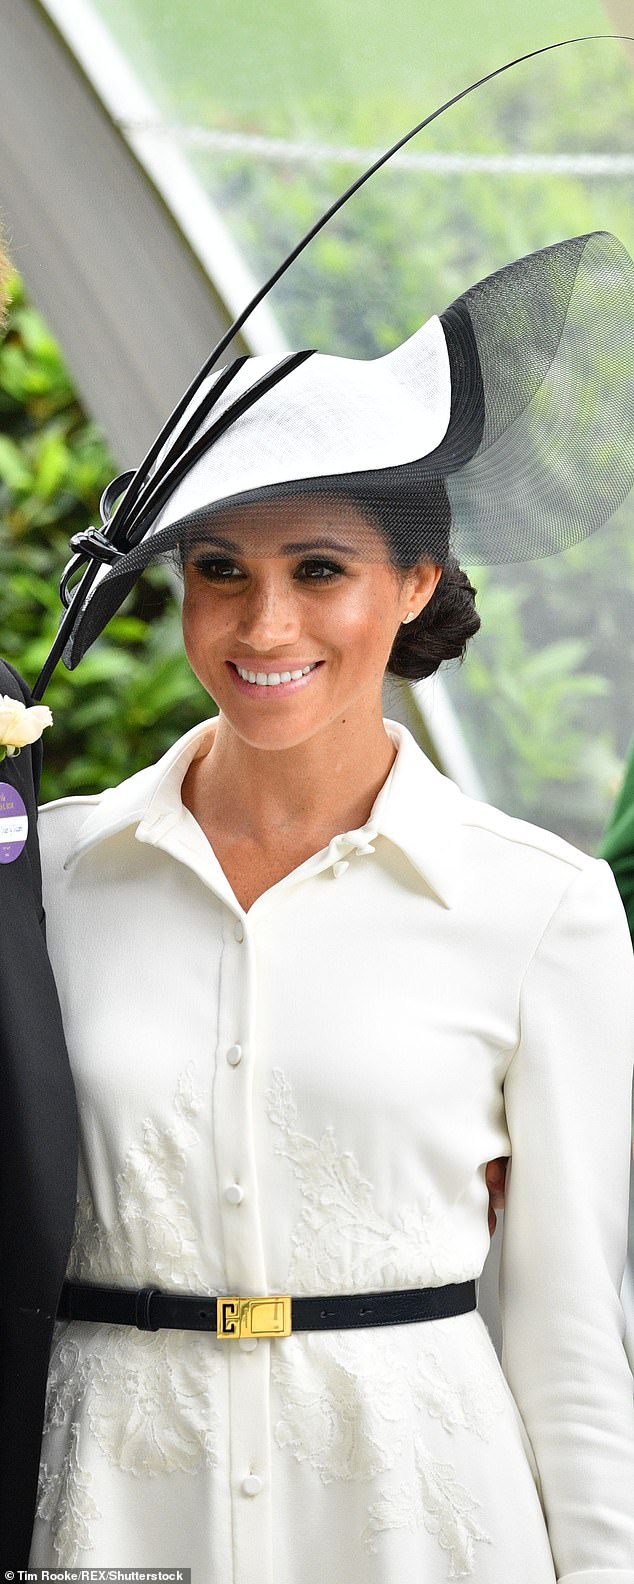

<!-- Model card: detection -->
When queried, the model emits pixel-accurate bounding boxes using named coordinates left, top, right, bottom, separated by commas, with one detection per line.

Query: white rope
left=121, top=121, right=634, bottom=178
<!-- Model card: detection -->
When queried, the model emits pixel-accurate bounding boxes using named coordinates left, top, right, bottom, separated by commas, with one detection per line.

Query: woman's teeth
left=234, top=663, right=318, bottom=686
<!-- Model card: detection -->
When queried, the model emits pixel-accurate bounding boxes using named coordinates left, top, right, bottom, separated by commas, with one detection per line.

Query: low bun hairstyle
left=339, top=478, right=480, bottom=682
left=387, top=555, right=481, bottom=680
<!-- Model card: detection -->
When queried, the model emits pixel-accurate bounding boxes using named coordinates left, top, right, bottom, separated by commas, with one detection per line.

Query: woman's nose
left=236, top=580, right=301, bottom=644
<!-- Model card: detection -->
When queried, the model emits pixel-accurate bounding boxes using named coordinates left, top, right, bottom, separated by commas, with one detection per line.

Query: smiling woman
left=179, top=496, right=446, bottom=701
left=173, top=495, right=445, bottom=894
left=174, top=483, right=481, bottom=689
left=29, top=230, right=634, bottom=1583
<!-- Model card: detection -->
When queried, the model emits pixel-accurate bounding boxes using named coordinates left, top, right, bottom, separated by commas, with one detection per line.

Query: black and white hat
left=59, top=228, right=634, bottom=671
left=33, top=35, right=634, bottom=695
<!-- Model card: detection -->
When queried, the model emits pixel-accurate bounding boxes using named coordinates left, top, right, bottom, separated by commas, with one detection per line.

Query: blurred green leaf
left=0, top=274, right=214, bottom=804
left=0, top=434, right=32, bottom=491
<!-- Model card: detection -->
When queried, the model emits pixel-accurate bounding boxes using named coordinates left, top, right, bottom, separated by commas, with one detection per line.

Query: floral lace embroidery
left=410, top=1332, right=506, bottom=1440
left=266, top=1071, right=499, bottom=1574
left=271, top=1330, right=408, bottom=1482
left=86, top=1328, right=221, bottom=1476
left=265, top=1068, right=473, bottom=1291
left=362, top=1435, right=493, bottom=1577
left=37, top=1313, right=222, bottom=1562
left=42, top=1318, right=222, bottom=1471
left=42, top=1333, right=91, bottom=1434
left=36, top=1065, right=223, bottom=1562
left=67, top=1063, right=213, bottom=1293
left=36, top=1421, right=102, bottom=1565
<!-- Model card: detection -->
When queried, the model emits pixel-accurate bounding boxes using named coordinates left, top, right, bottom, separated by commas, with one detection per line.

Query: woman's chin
left=220, top=714, right=325, bottom=753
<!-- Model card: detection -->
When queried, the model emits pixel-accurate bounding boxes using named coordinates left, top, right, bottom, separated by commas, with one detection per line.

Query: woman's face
left=181, top=496, right=441, bottom=752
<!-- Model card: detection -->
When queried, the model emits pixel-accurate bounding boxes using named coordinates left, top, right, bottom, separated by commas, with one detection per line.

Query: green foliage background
left=0, top=278, right=214, bottom=804
left=1, top=10, right=634, bottom=847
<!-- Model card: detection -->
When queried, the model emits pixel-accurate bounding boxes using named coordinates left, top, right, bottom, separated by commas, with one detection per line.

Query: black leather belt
left=58, top=1278, right=477, bottom=1337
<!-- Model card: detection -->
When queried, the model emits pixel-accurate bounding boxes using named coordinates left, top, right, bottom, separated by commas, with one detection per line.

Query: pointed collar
left=360, top=717, right=462, bottom=907
left=63, top=715, right=462, bottom=907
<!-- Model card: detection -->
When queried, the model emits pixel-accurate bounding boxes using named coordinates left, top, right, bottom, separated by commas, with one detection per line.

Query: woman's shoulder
left=458, top=790, right=594, bottom=874
left=35, top=719, right=213, bottom=872
left=454, top=786, right=623, bottom=922
left=37, top=788, right=116, bottom=883
left=38, top=789, right=104, bottom=832
left=396, top=720, right=597, bottom=885
left=37, top=756, right=159, bottom=865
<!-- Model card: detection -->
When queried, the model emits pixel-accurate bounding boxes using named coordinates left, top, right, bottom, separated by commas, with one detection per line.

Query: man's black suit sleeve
left=0, top=655, right=78, bottom=1568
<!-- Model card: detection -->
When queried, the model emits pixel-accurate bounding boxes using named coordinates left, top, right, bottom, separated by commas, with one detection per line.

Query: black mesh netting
left=62, top=231, right=634, bottom=668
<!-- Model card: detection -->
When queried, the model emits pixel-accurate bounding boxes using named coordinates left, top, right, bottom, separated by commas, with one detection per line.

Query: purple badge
left=0, top=781, right=28, bottom=864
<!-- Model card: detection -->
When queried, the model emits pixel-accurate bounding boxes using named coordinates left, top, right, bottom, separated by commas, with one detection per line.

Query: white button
left=224, top=1183, right=244, bottom=1204
left=234, top=920, right=244, bottom=942
left=226, top=1044, right=243, bottom=1066
left=239, top=1336, right=258, bottom=1352
left=354, top=843, right=375, bottom=856
left=332, top=859, right=349, bottom=878
left=242, top=1473, right=263, bottom=1496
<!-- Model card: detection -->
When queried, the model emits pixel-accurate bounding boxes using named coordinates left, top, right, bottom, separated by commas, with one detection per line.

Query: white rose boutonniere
left=0, top=694, right=53, bottom=763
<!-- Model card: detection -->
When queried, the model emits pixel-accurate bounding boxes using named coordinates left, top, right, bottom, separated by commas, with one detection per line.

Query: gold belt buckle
left=217, top=1294, right=292, bottom=1340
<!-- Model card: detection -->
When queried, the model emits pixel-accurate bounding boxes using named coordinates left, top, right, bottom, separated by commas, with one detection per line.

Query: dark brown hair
left=386, top=554, right=481, bottom=680
left=340, top=482, right=481, bottom=680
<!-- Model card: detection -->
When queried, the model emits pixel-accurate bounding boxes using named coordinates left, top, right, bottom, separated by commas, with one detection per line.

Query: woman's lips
left=226, top=661, right=323, bottom=698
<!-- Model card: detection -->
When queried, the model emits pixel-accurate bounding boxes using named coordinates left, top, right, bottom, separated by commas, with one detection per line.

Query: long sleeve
left=499, top=857, right=634, bottom=1584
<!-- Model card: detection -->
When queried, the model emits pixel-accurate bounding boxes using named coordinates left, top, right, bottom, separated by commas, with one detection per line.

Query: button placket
left=216, top=909, right=273, bottom=1584
left=216, top=915, right=265, bottom=1289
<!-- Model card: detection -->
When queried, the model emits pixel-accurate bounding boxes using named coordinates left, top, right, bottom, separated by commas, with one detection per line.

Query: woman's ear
left=408, top=561, right=443, bottom=618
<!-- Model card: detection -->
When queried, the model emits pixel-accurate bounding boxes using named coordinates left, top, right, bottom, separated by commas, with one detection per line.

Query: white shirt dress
left=30, top=715, right=634, bottom=1583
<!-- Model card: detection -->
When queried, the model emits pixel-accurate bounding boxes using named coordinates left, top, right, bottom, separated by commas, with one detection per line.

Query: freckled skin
left=180, top=495, right=440, bottom=759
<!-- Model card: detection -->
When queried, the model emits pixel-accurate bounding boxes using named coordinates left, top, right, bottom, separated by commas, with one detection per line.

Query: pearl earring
left=401, top=611, right=416, bottom=624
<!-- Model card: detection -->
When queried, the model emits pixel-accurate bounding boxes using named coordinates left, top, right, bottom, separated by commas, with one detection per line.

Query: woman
left=30, top=235, right=634, bottom=1580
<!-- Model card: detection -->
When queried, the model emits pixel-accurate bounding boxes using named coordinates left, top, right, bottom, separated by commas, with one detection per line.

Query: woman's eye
left=191, top=557, right=343, bottom=582
left=193, top=558, right=242, bottom=580
left=298, top=560, right=343, bottom=581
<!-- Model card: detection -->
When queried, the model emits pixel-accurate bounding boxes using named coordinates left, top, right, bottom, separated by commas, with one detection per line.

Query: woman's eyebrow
left=280, top=538, right=357, bottom=554
left=194, top=536, right=358, bottom=555
left=192, top=535, right=242, bottom=553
